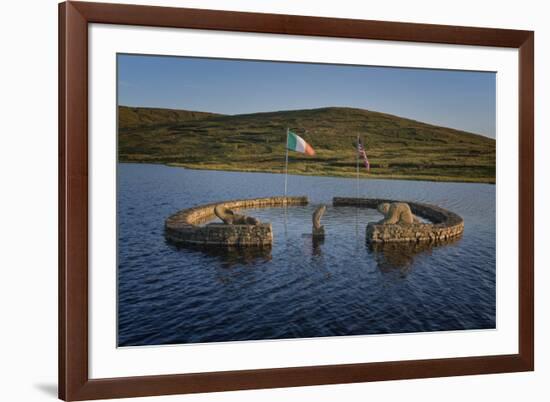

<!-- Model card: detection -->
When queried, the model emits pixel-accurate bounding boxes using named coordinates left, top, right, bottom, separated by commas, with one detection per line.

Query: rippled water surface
left=118, top=163, right=496, bottom=346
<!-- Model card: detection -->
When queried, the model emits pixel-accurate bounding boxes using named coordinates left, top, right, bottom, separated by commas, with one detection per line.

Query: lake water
left=117, top=163, right=496, bottom=346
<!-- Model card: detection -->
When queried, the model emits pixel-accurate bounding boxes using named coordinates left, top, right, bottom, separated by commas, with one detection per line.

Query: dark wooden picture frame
left=59, top=1, right=534, bottom=400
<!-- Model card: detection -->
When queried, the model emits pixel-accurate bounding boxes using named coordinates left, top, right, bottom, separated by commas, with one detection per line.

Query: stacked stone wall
left=165, top=196, right=308, bottom=246
left=333, top=197, right=464, bottom=243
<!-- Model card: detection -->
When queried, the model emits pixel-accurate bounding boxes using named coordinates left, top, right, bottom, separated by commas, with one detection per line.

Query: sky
left=118, top=54, right=496, bottom=138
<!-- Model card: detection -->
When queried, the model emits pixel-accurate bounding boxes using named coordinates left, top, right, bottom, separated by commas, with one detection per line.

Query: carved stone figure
left=214, top=205, right=260, bottom=225
left=312, top=205, right=326, bottom=237
left=377, top=202, right=420, bottom=225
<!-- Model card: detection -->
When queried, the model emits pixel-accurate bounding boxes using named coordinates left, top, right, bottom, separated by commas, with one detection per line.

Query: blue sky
left=118, top=54, right=496, bottom=138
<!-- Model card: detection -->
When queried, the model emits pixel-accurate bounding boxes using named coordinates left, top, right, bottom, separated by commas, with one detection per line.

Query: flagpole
left=363, top=135, right=367, bottom=196
left=356, top=134, right=359, bottom=198
left=284, top=128, right=289, bottom=198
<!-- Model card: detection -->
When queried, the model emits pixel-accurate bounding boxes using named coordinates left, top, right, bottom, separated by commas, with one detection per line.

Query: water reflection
left=312, top=236, right=325, bottom=256
left=370, top=237, right=462, bottom=277
left=168, top=241, right=272, bottom=269
left=300, top=234, right=332, bottom=280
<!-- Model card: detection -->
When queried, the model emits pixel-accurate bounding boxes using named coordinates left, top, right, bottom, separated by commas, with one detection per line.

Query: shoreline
left=119, top=160, right=495, bottom=185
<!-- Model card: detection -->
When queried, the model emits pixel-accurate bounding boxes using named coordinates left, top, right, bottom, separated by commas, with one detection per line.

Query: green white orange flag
left=287, top=130, right=315, bottom=156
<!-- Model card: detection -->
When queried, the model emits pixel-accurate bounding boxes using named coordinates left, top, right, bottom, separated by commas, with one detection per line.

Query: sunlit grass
left=119, top=106, right=496, bottom=184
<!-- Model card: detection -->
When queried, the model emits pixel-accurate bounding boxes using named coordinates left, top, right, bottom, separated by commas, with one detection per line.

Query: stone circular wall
left=333, top=197, right=464, bottom=243
left=165, top=196, right=308, bottom=247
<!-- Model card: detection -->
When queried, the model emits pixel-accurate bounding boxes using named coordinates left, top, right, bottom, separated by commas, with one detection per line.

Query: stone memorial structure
left=333, top=197, right=464, bottom=243
left=312, top=205, right=327, bottom=238
left=165, top=196, right=308, bottom=247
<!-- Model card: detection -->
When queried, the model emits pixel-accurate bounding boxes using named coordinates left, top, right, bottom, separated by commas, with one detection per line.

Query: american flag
left=358, top=138, right=370, bottom=170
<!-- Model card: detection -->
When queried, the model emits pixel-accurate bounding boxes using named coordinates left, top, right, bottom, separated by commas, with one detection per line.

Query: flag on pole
left=358, top=138, right=370, bottom=170
left=287, top=130, right=315, bottom=156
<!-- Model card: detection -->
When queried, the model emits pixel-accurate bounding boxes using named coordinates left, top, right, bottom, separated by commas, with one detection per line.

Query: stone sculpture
left=312, top=205, right=326, bottom=237
left=377, top=202, right=420, bottom=225
left=214, top=204, right=260, bottom=225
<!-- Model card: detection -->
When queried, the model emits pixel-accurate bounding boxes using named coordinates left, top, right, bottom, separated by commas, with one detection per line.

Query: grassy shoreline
left=120, top=160, right=496, bottom=184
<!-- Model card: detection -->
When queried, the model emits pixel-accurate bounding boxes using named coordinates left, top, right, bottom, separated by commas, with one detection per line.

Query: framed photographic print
left=59, top=1, right=534, bottom=400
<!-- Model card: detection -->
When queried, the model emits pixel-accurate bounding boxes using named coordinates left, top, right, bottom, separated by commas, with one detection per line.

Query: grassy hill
left=119, top=106, right=219, bottom=129
left=118, top=106, right=496, bottom=183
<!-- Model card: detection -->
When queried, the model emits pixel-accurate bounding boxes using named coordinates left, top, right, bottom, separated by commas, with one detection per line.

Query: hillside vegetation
left=119, top=106, right=219, bottom=128
left=118, top=106, right=496, bottom=183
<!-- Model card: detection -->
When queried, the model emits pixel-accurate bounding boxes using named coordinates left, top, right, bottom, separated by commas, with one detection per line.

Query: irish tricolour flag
left=287, top=130, right=315, bottom=156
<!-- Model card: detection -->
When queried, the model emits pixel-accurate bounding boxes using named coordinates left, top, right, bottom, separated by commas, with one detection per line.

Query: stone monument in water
left=312, top=205, right=326, bottom=238
left=214, top=205, right=260, bottom=225
left=377, top=202, right=420, bottom=225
